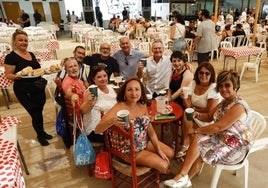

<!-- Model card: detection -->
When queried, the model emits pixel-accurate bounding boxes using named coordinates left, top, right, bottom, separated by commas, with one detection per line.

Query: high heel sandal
left=175, top=145, right=189, bottom=159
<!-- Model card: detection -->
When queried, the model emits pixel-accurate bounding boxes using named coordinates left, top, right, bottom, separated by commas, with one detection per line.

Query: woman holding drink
left=95, top=77, right=174, bottom=173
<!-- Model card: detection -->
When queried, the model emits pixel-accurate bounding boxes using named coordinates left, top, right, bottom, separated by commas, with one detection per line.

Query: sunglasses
left=198, top=71, right=211, bottom=76
left=125, top=56, right=129, bottom=66
left=219, top=83, right=232, bottom=88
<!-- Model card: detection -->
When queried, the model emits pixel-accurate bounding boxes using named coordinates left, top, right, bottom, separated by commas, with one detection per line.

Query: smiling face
left=65, top=58, right=79, bottom=78
left=171, top=57, right=185, bottom=71
left=218, top=80, right=236, bottom=100
left=119, top=37, right=131, bottom=55
left=125, top=80, right=142, bottom=103
left=14, top=34, right=28, bottom=51
left=73, top=47, right=85, bottom=64
left=198, top=67, right=211, bottom=85
left=93, top=69, right=108, bottom=87
left=152, top=41, right=164, bottom=59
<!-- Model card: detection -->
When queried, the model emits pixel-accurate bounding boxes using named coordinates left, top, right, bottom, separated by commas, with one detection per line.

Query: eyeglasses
left=198, top=71, right=211, bottom=76
left=125, top=56, right=129, bottom=66
left=219, top=83, right=232, bottom=89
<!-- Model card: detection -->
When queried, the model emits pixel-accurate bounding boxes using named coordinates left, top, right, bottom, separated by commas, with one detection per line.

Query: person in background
left=66, top=10, right=71, bottom=23
left=167, top=51, right=193, bottom=108
left=95, top=6, right=103, bottom=27
left=221, top=24, right=233, bottom=41
left=176, top=62, right=220, bottom=159
left=193, top=9, right=215, bottom=64
left=82, top=66, right=117, bottom=143
left=226, top=10, right=234, bottom=24
left=164, top=70, right=252, bottom=188
left=70, top=11, right=78, bottom=23
left=84, top=42, right=119, bottom=83
left=122, top=7, right=128, bottom=21
left=95, top=77, right=174, bottom=174
left=113, top=36, right=146, bottom=79
left=232, top=23, right=246, bottom=46
left=19, top=9, right=31, bottom=28
left=170, top=14, right=186, bottom=51
left=185, top=20, right=196, bottom=39
left=33, top=9, right=42, bottom=26
left=4, top=29, right=52, bottom=146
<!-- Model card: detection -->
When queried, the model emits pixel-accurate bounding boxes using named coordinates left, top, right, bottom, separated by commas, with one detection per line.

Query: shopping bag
left=94, top=150, right=111, bottom=179
left=74, top=133, right=96, bottom=166
left=55, top=108, right=66, bottom=137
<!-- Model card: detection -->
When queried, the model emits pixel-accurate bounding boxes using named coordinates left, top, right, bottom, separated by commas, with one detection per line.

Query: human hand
left=113, top=116, right=126, bottom=128
left=158, top=149, right=170, bottom=164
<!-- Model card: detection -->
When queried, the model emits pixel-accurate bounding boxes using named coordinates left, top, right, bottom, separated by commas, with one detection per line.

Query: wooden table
left=148, top=100, right=183, bottom=154
left=221, top=46, right=262, bottom=70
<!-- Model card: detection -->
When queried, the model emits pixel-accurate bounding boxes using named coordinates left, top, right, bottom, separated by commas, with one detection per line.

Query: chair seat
left=112, top=158, right=152, bottom=177
left=243, top=62, right=258, bottom=68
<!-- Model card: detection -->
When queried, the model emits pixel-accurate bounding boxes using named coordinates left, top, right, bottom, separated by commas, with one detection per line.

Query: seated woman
left=82, top=66, right=117, bottom=143
left=164, top=70, right=252, bottom=187
left=95, top=77, right=174, bottom=173
left=167, top=51, right=194, bottom=109
left=176, top=62, right=220, bottom=159
left=221, top=24, right=233, bottom=41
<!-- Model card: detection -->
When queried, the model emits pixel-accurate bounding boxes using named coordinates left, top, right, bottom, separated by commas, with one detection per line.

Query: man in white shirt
left=137, top=40, right=172, bottom=97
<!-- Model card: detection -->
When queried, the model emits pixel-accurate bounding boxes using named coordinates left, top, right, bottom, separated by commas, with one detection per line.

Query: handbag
left=55, top=108, right=66, bottom=137
left=34, top=77, right=47, bottom=90
left=73, top=102, right=96, bottom=166
left=94, top=150, right=111, bottom=179
left=175, top=25, right=190, bottom=52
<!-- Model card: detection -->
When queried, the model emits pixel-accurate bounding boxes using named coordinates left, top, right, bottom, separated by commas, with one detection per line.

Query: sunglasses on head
left=198, top=71, right=211, bottom=76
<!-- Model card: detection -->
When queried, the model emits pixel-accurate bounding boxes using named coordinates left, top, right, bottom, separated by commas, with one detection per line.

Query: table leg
left=234, top=59, right=238, bottom=71
left=17, top=141, right=30, bottom=175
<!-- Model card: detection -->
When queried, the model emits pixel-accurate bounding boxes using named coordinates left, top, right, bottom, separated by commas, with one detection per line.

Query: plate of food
left=44, top=64, right=62, bottom=74
left=16, top=67, right=44, bottom=78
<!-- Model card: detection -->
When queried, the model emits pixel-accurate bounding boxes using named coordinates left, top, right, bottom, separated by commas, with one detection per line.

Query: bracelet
left=194, top=128, right=199, bottom=134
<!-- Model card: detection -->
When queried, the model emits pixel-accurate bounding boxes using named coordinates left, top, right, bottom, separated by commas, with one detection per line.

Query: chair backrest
left=250, top=110, right=266, bottom=140
left=220, top=41, right=232, bottom=48
left=224, top=36, right=236, bottom=46
left=185, top=38, right=193, bottom=51
left=235, top=35, right=245, bottom=47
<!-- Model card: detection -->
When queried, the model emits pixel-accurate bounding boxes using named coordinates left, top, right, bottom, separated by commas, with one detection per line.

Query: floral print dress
left=198, top=96, right=252, bottom=166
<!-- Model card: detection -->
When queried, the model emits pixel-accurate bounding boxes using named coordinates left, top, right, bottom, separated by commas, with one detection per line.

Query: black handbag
left=34, top=78, right=47, bottom=90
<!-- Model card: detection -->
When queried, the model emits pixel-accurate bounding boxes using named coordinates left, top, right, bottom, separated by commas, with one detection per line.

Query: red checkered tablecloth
left=0, top=54, right=6, bottom=65
left=221, top=46, right=262, bottom=59
left=47, top=40, right=59, bottom=50
left=0, top=116, right=25, bottom=188
left=0, top=70, right=13, bottom=88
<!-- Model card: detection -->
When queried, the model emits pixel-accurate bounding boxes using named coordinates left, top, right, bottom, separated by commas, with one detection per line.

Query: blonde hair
left=11, top=29, right=28, bottom=50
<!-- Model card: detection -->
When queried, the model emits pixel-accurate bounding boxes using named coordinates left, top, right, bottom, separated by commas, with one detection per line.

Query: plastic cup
left=88, top=85, right=98, bottom=98
left=185, top=108, right=195, bottom=121
left=182, top=87, right=190, bottom=99
left=140, top=58, right=147, bottom=67
left=117, top=110, right=130, bottom=129
left=156, top=96, right=168, bottom=114
left=146, top=94, right=152, bottom=106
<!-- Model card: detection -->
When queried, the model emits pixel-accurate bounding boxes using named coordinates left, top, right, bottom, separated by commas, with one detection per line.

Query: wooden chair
left=105, top=124, right=160, bottom=188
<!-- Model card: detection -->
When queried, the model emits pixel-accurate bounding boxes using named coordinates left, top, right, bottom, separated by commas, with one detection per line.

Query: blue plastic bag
left=56, top=108, right=66, bottom=137
left=74, top=133, right=96, bottom=166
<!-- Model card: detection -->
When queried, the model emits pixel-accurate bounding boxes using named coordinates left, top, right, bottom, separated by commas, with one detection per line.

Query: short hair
left=175, top=14, right=185, bottom=25
left=201, top=9, right=210, bottom=19
left=194, top=62, right=216, bottom=84
left=170, top=51, right=188, bottom=63
left=73, top=45, right=85, bottom=53
left=90, top=65, right=108, bottom=82
left=116, top=77, right=146, bottom=104
left=225, top=24, right=232, bottom=30
left=216, top=70, right=240, bottom=92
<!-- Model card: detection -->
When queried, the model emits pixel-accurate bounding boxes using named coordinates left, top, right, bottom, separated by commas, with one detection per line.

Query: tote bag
left=94, top=150, right=111, bottom=179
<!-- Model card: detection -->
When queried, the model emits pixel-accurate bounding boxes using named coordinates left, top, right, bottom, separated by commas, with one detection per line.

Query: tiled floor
left=1, top=34, right=268, bottom=187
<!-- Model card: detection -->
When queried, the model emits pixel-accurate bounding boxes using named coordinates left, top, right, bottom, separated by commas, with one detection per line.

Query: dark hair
left=175, top=14, right=185, bottom=25
left=73, top=45, right=85, bottom=52
left=194, top=62, right=216, bottom=84
left=225, top=24, right=232, bottom=30
left=236, top=23, right=243, bottom=29
left=215, top=25, right=221, bottom=31
left=201, top=9, right=210, bottom=19
left=116, top=77, right=146, bottom=104
left=90, top=65, right=108, bottom=83
left=170, top=51, right=188, bottom=63
left=216, top=70, right=240, bottom=92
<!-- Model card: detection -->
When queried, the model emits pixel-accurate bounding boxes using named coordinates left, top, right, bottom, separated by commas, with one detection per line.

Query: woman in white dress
left=176, top=62, right=220, bottom=159
left=82, top=66, right=117, bottom=143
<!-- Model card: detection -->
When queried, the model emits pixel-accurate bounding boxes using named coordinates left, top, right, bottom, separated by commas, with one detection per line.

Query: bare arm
left=4, top=64, right=21, bottom=81
left=170, top=25, right=176, bottom=40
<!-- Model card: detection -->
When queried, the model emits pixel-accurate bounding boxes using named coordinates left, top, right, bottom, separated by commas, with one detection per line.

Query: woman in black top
left=4, top=29, right=52, bottom=146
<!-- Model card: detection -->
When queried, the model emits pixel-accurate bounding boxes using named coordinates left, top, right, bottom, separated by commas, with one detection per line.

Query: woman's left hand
left=158, top=149, right=170, bottom=164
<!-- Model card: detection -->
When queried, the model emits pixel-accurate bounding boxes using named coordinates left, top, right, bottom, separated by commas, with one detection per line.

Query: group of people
left=4, top=8, right=254, bottom=186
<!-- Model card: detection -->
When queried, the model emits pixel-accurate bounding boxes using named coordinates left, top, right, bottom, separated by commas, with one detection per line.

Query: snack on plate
left=16, top=71, right=22, bottom=76
left=21, top=66, right=33, bottom=76
left=33, top=68, right=44, bottom=76
left=49, top=64, right=62, bottom=73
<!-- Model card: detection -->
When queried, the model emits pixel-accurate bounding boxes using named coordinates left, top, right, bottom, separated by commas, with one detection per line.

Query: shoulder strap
left=175, top=24, right=185, bottom=37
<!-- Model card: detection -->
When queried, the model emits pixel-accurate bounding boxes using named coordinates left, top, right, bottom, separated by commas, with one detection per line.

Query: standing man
left=193, top=9, right=215, bottom=64
left=122, top=7, right=128, bottom=21
left=33, top=9, right=42, bottom=26
left=113, top=37, right=147, bottom=79
left=19, top=9, right=31, bottom=28
left=84, top=42, right=119, bottom=82
left=137, top=40, right=172, bottom=97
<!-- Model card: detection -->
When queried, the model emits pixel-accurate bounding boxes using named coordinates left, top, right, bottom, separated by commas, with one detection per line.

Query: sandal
left=175, top=145, right=189, bottom=159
